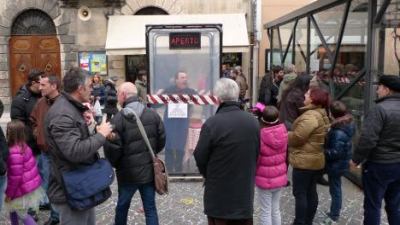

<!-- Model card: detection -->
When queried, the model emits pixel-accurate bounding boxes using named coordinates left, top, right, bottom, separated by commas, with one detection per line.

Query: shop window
left=222, top=53, right=242, bottom=68
left=125, top=55, right=147, bottom=83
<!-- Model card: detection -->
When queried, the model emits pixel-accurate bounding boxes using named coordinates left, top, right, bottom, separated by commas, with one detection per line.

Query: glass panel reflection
left=294, top=18, right=308, bottom=74
left=314, top=3, right=347, bottom=54
left=333, top=0, right=368, bottom=96
left=272, top=28, right=282, bottom=67
left=280, top=21, right=296, bottom=66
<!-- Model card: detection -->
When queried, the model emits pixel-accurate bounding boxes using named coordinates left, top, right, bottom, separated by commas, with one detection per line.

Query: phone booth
left=146, top=24, right=222, bottom=175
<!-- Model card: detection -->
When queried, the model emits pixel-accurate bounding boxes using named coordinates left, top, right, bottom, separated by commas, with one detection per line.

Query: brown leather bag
left=153, top=157, right=169, bottom=195
left=127, top=108, right=169, bottom=195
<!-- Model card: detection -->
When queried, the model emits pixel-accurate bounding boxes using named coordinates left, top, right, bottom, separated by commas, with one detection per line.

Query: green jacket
left=135, top=80, right=147, bottom=103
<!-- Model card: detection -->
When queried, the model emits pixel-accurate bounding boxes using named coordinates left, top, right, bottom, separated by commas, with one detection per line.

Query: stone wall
left=0, top=0, right=78, bottom=105
left=0, top=0, right=254, bottom=105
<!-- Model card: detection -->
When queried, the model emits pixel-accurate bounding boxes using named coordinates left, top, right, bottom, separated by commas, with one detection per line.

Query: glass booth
left=265, top=0, right=400, bottom=186
left=146, top=24, right=222, bottom=175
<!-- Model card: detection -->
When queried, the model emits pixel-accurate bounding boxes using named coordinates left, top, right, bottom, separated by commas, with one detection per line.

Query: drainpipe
left=251, top=0, right=261, bottom=106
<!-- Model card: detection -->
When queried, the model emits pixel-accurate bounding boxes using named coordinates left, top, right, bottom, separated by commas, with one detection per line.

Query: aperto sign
left=169, top=32, right=201, bottom=49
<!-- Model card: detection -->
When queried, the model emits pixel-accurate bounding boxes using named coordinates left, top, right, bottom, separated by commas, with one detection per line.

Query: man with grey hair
left=104, top=82, right=165, bottom=225
left=45, top=67, right=113, bottom=225
left=194, top=78, right=260, bottom=225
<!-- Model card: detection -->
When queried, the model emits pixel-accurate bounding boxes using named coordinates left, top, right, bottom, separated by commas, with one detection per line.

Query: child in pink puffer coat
left=255, top=105, right=288, bottom=225
left=5, top=120, right=44, bottom=225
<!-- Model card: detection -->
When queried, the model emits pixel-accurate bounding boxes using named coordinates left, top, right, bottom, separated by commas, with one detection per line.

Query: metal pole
left=251, top=0, right=261, bottom=106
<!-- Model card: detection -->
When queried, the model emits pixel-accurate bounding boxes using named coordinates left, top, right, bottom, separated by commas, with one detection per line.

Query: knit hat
left=379, top=75, right=400, bottom=92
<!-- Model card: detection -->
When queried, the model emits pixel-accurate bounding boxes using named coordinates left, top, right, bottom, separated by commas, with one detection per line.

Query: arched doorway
left=9, top=9, right=61, bottom=97
left=134, top=6, right=168, bottom=15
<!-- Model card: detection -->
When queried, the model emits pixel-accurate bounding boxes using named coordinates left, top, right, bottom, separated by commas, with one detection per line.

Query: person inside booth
left=158, top=71, right=197, bottom=173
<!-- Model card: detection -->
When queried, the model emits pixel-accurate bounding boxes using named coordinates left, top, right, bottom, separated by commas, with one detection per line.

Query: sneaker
left=39, top=203, right=51, bottom=211
left=27, top=209, right=39, bottom=222
left=44, top=218, right=60, bottom=225
left=317, top=176, right=329, bottom=186
left=321, top=217, right=337, bottom=225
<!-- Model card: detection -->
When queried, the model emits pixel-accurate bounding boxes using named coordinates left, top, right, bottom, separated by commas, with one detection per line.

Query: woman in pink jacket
left=255, top=105, right=288, bottom=225
left=5, top=120, right=43, bottom=225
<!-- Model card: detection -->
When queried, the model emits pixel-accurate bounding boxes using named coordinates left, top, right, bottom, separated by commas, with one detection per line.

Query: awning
left=105, top=14, right=250, bottom=55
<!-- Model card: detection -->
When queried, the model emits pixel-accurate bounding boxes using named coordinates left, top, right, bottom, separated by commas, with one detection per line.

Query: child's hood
left=261, top=123, right=288, bottom=150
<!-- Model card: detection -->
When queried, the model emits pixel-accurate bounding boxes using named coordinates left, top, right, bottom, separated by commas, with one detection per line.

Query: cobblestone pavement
left=0, top=114, right=389, bottom=225
left=0, top=174, right=389, bottom=225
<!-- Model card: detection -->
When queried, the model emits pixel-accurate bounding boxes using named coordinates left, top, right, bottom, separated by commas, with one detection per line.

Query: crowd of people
left=0, top=65, right=399, bottom=225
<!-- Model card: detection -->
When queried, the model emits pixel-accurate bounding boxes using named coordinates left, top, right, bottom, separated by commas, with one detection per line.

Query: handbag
left=93, top=99, right=103, bottom=117
left=61, top=158, right=115, bottom=211
left=126, top=108, right=169, bottom=195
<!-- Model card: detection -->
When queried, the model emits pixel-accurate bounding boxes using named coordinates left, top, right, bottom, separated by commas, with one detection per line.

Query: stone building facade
left=0, top=0, right=252, bottom=107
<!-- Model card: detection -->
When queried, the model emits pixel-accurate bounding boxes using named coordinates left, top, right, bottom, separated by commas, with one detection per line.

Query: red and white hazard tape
left=147, top=94, right=219, bottom=105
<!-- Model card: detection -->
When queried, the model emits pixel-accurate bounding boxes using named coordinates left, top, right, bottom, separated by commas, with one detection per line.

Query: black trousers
left=292, top=168, right=322, bottom=225
left=207, top=216, right=253, bottom=225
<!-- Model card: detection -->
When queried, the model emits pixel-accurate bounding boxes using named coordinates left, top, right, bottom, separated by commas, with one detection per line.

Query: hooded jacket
left=104, top=96, right=165, bottom=184
left=277, top=72, right=297, bottom=103
left=5, top=144, right=41, bottom=199
left=256, top=123, right=288, bottom=189
left=288, top=104, right=330, bottom=170
left=325, top=114, right=355, bottom=176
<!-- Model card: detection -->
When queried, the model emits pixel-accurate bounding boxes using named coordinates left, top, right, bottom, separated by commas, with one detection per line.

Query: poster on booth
left=168, top=103, right=188, bottom=118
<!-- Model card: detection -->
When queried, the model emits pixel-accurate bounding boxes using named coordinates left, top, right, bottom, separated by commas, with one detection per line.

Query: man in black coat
left=104, top=82, right=165, bottom=225
left=10, top=69, right=43, bottom=156
left=351, top=75, right=400, bottom=225
left=194, top=78, right=260, bottom=225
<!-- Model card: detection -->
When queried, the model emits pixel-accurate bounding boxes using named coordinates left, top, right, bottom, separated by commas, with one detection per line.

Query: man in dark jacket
left=45, top=67, right=113, bottom=225
left=103, top=77, right=119, bottom=122
left=11, top=69, right=43, bottom=156
left=104, top=82, right=165, bottom=225
left=258, top=66, right=284, bottom=106
left=351, top=75, right=400, bottom=225
left=161, top=72, right=197, bottom=173
left=194, top=78, right=260, bottom=225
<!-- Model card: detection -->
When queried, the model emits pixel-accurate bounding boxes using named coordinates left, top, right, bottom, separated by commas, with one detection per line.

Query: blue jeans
left=0, top=174, right=6, bottom=211
left=327, top=174, right=342, bottom=221
left=38, top=153, right=60, bottom=221
left=37, top=153, right=50, bottom=200
left=115, top=182, right=159, bottom=225
left=362, top=162, right=400, bottom=225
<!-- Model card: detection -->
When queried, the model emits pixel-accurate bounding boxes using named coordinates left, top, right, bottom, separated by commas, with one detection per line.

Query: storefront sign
left=169, top=32, right=201, bottom=49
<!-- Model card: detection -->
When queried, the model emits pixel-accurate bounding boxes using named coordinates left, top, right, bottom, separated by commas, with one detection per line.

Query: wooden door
left=9, top=35, right=61, bottom=97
